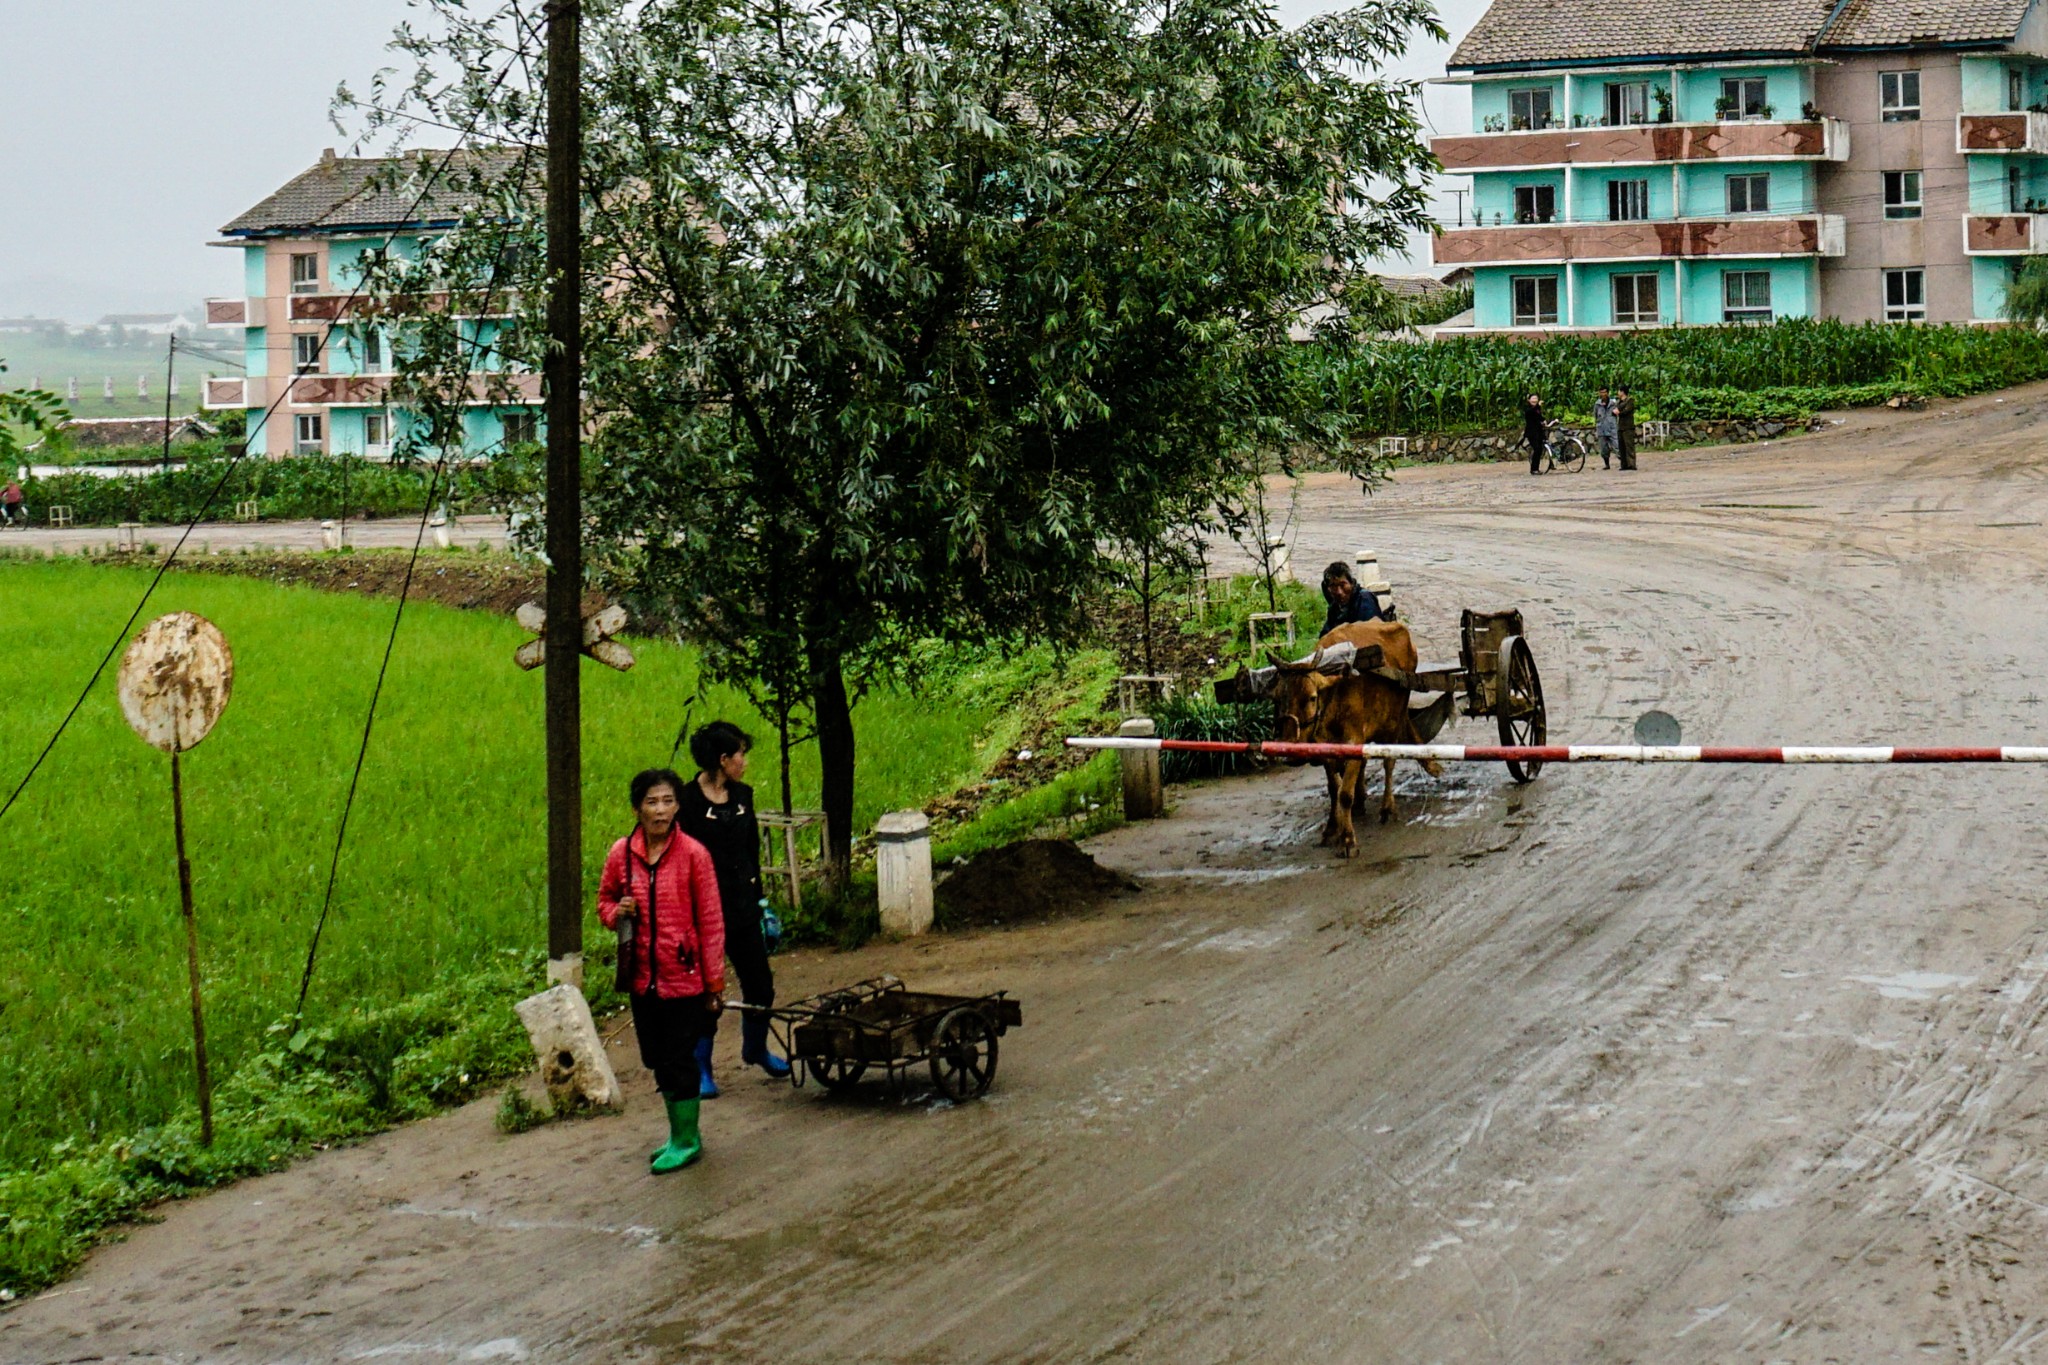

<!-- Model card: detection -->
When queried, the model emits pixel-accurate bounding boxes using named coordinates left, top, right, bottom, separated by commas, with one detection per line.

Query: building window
left=293, top=332, right=322, bottom=373
left=290, top=252, right=320, bottom=295
left=294, top=413, right=324, bottom=453
left=1608, top=179, right=1650, bottom=221
left=1723, top=270, right=1773, bottom=323
left=2012, top=68, right=2028, bottom=112
left=502, top=411, right=539, bottom=446
left=1508, top=87, right=1554, bottom=131
left=1883, top=170, right=1923, bottom=219
left=2012, top=166, right=2027, bottom=213
left=1884, top=269, right=1926, bottom=322
left=1880, top=71, right=1921, bottom=121
left=1510, top=275, right=1560, bottom=326
left=1612, top=273, right=1661, bottom=325
left=1513, top=184, right=1557, bottom=224
left=1726, top=173, right=1771, bottom=214
left=1605, top=82, right=1650, bottom=126
left=365, top=411, right=390, bottom=452
left=361, top=328, right=384, bottom=373
left=1720, top=77, right=1769, bottom=120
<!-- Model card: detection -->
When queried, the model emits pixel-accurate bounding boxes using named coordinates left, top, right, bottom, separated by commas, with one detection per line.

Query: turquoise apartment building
left=1434, top=0, right=2048, bottom=330
left=203, top=149, right=539, bottom=458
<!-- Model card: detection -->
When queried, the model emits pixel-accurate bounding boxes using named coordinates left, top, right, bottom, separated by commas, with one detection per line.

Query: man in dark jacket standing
left=1616, top=388, right=1639, bottom=471
left=1522, top=394, right=1547, bottom=475
left=1321, top=562, right=1388, bottom=633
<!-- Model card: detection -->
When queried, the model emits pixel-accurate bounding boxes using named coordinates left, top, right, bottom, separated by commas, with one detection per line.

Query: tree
left=0, top=363, right=63, bottom=465
left=354, top=0, right=1442, bottom=879
left=2007, top=256, right=2048, bottom=325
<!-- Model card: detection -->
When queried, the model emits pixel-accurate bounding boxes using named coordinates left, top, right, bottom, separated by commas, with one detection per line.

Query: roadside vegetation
left=0, top=554, right=1297, bottom=1294
left=1307, top=318, right=2048, bottom=433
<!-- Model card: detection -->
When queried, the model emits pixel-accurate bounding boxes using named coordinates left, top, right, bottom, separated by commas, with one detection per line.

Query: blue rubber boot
left=741, top=1012, right=792, bottom=1079
left=694, top=1035, right=720, bottom=1099
left=650, top=1095, right=702, bottom=1174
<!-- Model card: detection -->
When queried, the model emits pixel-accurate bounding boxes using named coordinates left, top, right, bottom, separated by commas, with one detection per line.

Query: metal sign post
left=119, top=612, right=234, bottom=1146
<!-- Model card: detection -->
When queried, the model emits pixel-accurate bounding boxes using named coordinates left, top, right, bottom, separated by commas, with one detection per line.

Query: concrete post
left=875, top=811, right=934, bottom=936
left=1119, top=717, right=1164, bottom=819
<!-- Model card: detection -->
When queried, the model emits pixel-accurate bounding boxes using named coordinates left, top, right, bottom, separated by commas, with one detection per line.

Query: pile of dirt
left=170, top=550, right=544, bottom=616
left=936, top=839, right=1141, bottom=928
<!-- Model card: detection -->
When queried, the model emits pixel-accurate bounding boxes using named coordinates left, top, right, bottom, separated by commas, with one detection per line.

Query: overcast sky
left=0, top=0, right=1488, bottom=323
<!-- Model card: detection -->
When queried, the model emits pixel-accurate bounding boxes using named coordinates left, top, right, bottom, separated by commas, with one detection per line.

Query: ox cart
left=1217, top=607, right=1549, bottom=783
left=738, top=976, right=1022, bottom=1101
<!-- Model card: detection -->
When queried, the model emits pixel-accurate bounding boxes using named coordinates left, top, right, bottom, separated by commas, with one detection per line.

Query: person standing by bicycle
left=1, top=479, right=24, bottom=528
left=1593, top=388, right=1619, bottom=470
left=1521, top=394, right=1547, bottom=476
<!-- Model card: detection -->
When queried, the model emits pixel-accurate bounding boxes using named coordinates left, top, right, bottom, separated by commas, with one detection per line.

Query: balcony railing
left=205, top=298, right=252, bottom=328
left=1958, top=112, right=2048, bottom=154
left=1434, top=119, right=1849, bottom=172
left=1964, top=213, right=2048, bottom=254
left=202, top=377, right=247, bottom=410
left=286, top=291, right=517, bottom=324
left=278, top=372, right=543, bottom=406
left=1433, top=213, right=1846, bottom=266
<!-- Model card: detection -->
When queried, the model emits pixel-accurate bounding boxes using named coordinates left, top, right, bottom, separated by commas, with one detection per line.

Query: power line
left=293, top=132, right=543, bottom=1016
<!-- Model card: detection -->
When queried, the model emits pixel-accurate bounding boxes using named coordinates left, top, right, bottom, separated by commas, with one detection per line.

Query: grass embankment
left=0, top=557, right=1128, bottom=1293
left=1307, top=318, right=2048, bottom=432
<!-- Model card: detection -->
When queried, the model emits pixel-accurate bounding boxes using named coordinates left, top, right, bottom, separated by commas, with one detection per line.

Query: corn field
left=1306, top=320, right=2048, bottom=434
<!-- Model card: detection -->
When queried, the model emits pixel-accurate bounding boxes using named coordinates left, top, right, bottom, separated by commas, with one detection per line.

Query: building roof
left=1450, top=0, right=1825, bottom=69
left=1448, top=0, right=2033, bottom=69
left=1820, top=0, right=2034, bottom=47
left=219, top=147, right=529, bottom=238
left=97, top=313, right=189, bottom=326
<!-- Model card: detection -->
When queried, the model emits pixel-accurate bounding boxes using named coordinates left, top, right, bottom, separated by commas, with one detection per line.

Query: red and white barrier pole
left=1065, top=738, right=2048, bottom=764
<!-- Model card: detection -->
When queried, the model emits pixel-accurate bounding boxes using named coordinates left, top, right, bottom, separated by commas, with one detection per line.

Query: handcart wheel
left=807, top=1054, right=867, bottom=1092
left=1495, top=634, right=1547, bottom=784
left=928, top=1007, right=999, bottom=1102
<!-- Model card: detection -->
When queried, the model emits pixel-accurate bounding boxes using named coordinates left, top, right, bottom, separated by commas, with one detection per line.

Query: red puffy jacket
left=597, top=828, right=726, bottom=999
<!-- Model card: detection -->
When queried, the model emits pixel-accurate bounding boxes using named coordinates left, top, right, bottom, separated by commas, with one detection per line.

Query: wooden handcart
left=738, top=976, right=1023, bottom=1102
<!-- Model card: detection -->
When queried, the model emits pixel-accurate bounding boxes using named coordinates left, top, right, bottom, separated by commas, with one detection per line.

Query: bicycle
left=1541, top=420, right=1587, bottom=474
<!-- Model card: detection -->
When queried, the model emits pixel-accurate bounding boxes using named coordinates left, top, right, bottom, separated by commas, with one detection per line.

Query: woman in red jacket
left=598, top=768, right=727, bottom=1173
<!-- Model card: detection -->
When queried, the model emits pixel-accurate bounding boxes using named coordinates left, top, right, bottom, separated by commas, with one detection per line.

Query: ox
left=1268, top=620, right=1442, bottom=856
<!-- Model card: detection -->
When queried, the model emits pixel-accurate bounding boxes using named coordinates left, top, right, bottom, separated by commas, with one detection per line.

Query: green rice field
left=0, top=559, right=1037, bottom=1171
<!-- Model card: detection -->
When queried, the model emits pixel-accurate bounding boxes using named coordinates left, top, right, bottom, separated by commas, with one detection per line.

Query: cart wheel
left=807, top=1054, right=867, bottom=1092
left=927, top=1008, right=999, bottom=1102
left=1494, top=634, right=1547, bottom=784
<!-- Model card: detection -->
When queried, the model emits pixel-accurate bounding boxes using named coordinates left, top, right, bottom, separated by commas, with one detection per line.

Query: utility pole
left=544, top=0, right=585, bottom=988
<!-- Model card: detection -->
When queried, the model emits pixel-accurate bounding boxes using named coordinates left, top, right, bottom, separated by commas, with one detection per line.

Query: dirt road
left=11, top=389, right=2048, bottom=1362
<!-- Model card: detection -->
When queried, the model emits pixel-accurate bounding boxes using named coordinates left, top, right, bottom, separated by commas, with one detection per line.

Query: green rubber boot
left=650, top=1095, right=703, bottom=1174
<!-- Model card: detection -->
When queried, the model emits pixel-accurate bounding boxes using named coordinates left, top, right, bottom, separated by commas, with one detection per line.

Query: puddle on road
left=1842, top=971, right=1975, bottom=1001
left=1194, top=926, right=1291, bottom=953
left=1137, top=867, right=1310, bottom=884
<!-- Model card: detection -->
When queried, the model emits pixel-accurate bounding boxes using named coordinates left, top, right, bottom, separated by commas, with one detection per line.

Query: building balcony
left=205, top=298, right=251, bottom=328
left=1964, top=213, right=2048, bottom=254
left=1957, top=112, right=2048, bottom=154
left=1433, top=119, right=1849, bottom=173
left=286, top=291, right=516, bottom=324
left=280, top=371, right=543, bottom=406
left=1433, top=213, right=1846, bottom=266
left=202, top=376, right=247, bottom=410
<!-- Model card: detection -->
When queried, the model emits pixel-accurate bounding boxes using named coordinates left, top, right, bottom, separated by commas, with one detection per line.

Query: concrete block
left=514, top=983, right=622, bottom=1111
left=876, top=810, right=934, bottom=936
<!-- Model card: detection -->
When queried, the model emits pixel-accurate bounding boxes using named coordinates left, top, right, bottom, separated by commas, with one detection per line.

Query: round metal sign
left=1633, top=709, right=1683, bottom=746
left=118, top=612, right=234, bottom=754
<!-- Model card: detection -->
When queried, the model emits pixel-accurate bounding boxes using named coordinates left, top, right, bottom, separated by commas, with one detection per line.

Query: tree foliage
left=0, top=363, right=64, bottom=466
left=2006, top=256, right=2048, bottom=327
left=353, top=0, right=1442, bottom=873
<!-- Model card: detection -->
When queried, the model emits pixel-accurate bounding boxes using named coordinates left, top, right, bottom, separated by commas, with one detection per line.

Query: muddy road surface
left=11, top=390, right=2048, bottom=1362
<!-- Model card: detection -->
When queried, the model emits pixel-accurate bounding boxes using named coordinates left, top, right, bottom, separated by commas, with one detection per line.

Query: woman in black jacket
left=676, top=721, right=790, bottom=1092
